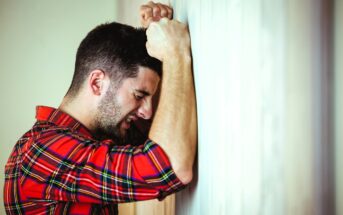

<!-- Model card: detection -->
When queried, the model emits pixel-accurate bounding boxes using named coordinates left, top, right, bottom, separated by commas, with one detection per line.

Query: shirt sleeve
left=20, top=128, right=186, bottom=204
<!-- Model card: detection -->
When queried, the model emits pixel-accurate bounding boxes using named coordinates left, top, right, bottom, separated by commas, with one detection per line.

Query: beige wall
left=0, top=0, right=116, bottom=213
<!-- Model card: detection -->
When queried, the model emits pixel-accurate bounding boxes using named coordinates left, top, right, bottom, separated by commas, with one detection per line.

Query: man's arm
left=146, top=18, right=197, bottom=184
left=20, top=134, right=184, bottom=203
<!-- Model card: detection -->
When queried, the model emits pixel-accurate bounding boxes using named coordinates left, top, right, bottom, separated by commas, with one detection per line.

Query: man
left=3, top=2, right=197, bottom=215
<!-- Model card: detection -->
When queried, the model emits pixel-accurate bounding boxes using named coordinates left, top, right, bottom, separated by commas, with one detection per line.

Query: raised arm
left=146, top=18, right=197, bottom=184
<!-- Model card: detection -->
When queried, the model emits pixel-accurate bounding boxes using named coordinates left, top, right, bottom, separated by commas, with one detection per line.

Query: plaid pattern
left=4, top=106, right=185, bottom=215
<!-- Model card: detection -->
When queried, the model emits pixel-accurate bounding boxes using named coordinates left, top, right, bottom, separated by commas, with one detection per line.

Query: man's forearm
left=149, top=53, right=197, bottom=184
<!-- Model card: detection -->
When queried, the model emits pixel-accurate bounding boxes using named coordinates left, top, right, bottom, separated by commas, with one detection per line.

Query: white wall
left=0, top=0, right=116, bottom=213
left=172, top=0, right=334, bottom=214
left=175, top=0, right=286, bottom=214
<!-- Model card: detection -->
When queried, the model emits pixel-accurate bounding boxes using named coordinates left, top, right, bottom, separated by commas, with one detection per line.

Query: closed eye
left=134, top=94, right=144, bottom=101
left=134, top=89, right=150, bottom=101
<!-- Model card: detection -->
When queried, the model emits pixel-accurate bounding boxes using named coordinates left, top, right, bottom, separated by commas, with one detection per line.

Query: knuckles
left=143, top=3, right=190, bottom=60
left=140, top=1, right=173, bottom=22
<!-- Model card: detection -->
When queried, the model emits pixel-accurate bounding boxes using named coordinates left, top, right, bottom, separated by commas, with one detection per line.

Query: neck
left=59, top=95, right=96, bottom=131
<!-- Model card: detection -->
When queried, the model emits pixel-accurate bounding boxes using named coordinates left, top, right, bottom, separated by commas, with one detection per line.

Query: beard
left=93, top=85, right=124, bottom=144
left=92, top=84, right=148, bottom=146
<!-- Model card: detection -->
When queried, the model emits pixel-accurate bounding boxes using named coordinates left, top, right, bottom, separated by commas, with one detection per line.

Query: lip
left=129, top=116, right=138, bottom=121
left=122, top=120, right=130, bottom=130
left=121, top=115, right=138, bottom=130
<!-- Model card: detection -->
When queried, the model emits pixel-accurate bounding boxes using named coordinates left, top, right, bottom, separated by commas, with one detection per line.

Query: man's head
left=64, top=22, right=162, bottom=142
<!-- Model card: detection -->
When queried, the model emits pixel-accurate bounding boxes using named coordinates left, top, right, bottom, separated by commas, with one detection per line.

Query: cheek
left=116, top=93, right=139, bottom=114
left=114, top=90, right=130, bottom=106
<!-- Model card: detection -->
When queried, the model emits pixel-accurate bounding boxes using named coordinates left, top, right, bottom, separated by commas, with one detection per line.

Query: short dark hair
left=66, top=22, right=162, bottom=97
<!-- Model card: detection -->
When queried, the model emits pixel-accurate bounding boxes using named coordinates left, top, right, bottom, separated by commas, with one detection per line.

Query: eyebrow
left=135, top=89, right=150, bottom=96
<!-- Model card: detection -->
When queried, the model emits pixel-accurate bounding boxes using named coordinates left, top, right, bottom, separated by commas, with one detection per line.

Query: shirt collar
left=35, top=106, right=94, bottom=139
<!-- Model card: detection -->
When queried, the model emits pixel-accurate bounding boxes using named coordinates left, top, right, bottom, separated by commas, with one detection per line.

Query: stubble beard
left=93, top=86, right=124, bottom=144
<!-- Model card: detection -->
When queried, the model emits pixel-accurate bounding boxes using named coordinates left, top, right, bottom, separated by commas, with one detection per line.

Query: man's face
left=94, top=67, right=160, bottom=142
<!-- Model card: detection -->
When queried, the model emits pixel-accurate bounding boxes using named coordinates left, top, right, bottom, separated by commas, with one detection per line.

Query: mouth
left=121, top=115, right=138, bottom=130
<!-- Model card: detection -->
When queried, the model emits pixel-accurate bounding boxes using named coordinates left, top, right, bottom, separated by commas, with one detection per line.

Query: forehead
left=135, top=67, right=160, bottom=85
left=119, top=66, right=160, bottom=94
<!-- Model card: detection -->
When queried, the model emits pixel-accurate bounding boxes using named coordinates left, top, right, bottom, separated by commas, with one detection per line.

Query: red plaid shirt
left=4, top=106, right=185, bottom=215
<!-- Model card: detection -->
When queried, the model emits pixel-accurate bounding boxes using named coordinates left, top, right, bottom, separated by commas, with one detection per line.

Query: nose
left=137, top=99, right=153, bottom=120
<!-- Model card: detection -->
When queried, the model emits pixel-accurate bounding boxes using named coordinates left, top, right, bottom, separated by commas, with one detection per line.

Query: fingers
left=140, top=1, right=173, bottom=28
left=166, top=6, right=173, bottom=19
left=147, top=1, right=169, bottom=18
left=152, top=3, right=161, bottom=17
left=140, top=5, right=153, bottom=21
left=160, top=5, right=168, bottom=17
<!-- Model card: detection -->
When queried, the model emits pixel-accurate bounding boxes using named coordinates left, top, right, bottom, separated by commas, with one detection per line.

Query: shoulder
left=25, top=122, right=102, bottom=158
left=32, top=122, right=96, bottom=145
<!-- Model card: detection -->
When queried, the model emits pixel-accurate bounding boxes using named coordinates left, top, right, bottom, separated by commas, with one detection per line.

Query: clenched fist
left=140, top=1, right=173, bottom=28
left=146, top=18, right=191, bottom=62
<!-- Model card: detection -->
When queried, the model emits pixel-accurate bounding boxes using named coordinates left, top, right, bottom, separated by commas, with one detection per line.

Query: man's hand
left=146, top=18, right=190, bottom=62
left=140, top=1, right=173, bottom=28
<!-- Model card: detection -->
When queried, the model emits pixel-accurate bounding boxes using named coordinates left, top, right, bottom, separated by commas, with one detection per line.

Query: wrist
left=162, top=49, right=191, bottom=64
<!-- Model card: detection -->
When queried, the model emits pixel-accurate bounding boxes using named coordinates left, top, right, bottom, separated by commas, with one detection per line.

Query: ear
left=88, top=69, right=107, bottom=96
